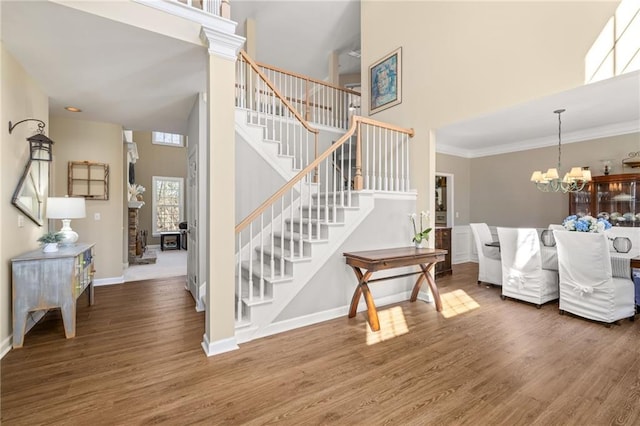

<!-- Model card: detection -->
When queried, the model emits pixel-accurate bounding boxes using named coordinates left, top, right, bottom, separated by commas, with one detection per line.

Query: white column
left=200, top=26, right=245, bottom=357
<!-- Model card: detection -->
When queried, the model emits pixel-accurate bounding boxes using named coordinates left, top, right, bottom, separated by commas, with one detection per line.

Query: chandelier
left=530, top=108, right=592, bottom=193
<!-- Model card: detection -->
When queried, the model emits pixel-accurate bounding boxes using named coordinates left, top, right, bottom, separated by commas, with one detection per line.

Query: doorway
left=435, top=173, right=454, bottom=227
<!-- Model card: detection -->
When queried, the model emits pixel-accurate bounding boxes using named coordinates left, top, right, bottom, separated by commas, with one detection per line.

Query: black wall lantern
left=8, top=118, right=54, bottom=162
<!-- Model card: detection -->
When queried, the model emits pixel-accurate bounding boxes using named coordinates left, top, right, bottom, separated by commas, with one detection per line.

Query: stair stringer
left=235, top=191, right=375, bottom=344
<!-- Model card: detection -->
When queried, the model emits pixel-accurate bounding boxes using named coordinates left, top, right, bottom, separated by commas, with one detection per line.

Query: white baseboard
left=93, top=276, right=125, bottom=286
left=201, top=334, right=239, bottom=357
left=2, top=310, right=46, bottom=358
left=1, top=335, right=12, bottom=359
left=256, top=290, right=433, bottom=340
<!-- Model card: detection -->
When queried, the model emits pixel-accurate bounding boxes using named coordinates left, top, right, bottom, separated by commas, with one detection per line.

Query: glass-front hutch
left=569, top=173, right=640, bottom=227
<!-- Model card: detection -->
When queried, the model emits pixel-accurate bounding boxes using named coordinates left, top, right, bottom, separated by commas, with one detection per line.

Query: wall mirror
left=12, top=159, right=49, bottom=226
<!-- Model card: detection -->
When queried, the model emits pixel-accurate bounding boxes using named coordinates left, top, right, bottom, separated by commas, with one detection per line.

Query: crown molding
left=200, top=26, right=245, bottom=61
left=437, top=119, right=640, bottom=159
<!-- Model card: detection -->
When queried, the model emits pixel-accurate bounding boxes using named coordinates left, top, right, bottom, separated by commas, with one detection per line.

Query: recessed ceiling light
left=65, top=106, right=82, bottom=112
left=347, top=49, right=361, bottom=59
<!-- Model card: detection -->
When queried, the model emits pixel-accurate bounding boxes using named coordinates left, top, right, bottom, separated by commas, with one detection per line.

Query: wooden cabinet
left=569, top=173, right=640, bottom=227
left=11, top=243, right=95, bottom=348
left=434, top=228, right=452, bottom=278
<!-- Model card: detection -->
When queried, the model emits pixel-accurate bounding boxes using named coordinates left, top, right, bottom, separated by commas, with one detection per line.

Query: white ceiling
left=2, top=0, right=638, bottom=156
left=1, top=0, right=207, bottom=134
left=230, top=0, right=361, bottom=79
left=436, top=70, right=640, bottom=158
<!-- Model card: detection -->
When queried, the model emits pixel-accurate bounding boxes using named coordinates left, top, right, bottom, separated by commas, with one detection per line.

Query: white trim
left=201, top=335, right=239, bottom=356
left=452, top=225, right=473, bottom=264
left=2, top=310, right=46, bottom=357
left=133, top=0, right=237, bottom=33
left=435, top=172, right=455, bottom=228
left=93, top=276, right=125, bottom=286
left=200, top=26, right=245, bottom=61
left=437, top=119, right=640, bottom=159
left=152, top=131, right=185, bottom=147
left=1, top=335, right=12, bottom=359
left=253, top=290, right=433, bottom=342
left=152, top=176, right=184, bottom=236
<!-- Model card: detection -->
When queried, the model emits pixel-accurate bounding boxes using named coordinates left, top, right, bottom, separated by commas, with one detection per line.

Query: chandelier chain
left=556, top=110, right=562, bottom=171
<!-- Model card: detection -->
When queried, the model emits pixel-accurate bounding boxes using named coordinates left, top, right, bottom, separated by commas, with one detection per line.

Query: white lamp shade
left=46, top=197, right=86, bottom=219
left=530, top=171, right=543, bottom=182
left=545, top=168, right=559, bottom=180
left=569, top=167, right=584, bottom=178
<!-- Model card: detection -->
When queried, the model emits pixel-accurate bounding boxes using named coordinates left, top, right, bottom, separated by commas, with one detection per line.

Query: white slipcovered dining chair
left=497, top=227, right=559, bottom=308
left=553, top=230, right=635, bottom=325
left=470, top=223, right=502, bottom=286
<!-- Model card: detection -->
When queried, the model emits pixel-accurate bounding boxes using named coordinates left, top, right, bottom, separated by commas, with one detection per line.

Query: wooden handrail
left=235, top=84, right=333, bottom=111
left=256, top=61, right=362, bottom=96
left=239, top=50, right=319, bottom=135
left=355, top=116, right=415, bottom=137
left=235, top=116, right=415, bottom=233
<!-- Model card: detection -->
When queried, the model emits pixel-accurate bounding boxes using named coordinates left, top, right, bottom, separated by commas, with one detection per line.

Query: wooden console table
left=11, top=243, right=95, bottom=348
left=343, top=247, right=447, bottom=331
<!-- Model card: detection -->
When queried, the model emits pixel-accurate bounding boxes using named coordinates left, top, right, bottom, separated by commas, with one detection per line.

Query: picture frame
left=369, top=47, right=402, bottom=115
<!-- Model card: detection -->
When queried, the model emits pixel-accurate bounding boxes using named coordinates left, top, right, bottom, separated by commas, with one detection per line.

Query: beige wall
left=470, top=132, right=640, bottom=228
left=50, top=117, right=124, bottom=279
left=436, top=153, right=471, bottom=225
left=361, top=1, right=618, bottom=216
left=1, top=44, right=50, bottom=352
left=131, top=131, right=188, bottom=246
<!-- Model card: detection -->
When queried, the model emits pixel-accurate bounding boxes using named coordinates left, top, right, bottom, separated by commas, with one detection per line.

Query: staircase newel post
left=220, top=0, right=231, bottom=19
left=353, top=119, right=363, bottom=190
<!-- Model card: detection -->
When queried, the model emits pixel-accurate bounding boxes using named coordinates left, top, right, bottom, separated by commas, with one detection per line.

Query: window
left=152, top=176, right=184, bottom=236
left=152, top=131, right=185, bottom=147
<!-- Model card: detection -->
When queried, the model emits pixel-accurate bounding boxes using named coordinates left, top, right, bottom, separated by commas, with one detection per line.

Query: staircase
left=234, top=107, right=374, bottom=341
left=234, top=51, right=415, bottom=343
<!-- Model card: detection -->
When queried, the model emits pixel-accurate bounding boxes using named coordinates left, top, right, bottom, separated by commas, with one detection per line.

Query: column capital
left=200, top=26, right=245, bottom=61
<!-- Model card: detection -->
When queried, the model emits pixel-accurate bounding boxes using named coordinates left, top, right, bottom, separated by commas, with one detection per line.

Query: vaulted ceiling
left=2, top=1, right=637, bottom=156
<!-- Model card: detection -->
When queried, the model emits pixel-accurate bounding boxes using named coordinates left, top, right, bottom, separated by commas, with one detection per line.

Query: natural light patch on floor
left=441, top=289, right=480, bottom=318
left=366, top=306, right=408, bottom=345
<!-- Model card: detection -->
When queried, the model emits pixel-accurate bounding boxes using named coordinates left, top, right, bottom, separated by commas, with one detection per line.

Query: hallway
left=124, top=248, right=187, bottom=282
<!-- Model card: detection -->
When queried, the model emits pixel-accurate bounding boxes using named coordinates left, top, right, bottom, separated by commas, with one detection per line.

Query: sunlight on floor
left=441, top=289, right=480, bottom=318
left=366, top=306, right=409, bottom=345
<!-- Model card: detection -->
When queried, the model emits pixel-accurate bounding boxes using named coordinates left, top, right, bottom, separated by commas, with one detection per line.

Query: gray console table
left=11, top=243, right=96, bottom=348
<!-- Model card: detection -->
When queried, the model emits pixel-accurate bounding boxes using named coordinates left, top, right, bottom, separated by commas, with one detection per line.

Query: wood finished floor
left=2, top=263, right=640, bottom=425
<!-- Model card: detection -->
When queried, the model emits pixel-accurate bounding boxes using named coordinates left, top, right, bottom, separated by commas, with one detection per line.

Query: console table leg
left=348, top=267, right=374, bottom=324
left=12, top=307, right=28, bottom=348
left=361, top=282, right=380, bottom=331
left=61, top=303, right=77, bottom=338
left=420, top=263, right=442, bottom=312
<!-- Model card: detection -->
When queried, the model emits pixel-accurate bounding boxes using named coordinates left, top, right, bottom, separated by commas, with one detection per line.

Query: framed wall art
left=369, top=47, right=402, bottom=115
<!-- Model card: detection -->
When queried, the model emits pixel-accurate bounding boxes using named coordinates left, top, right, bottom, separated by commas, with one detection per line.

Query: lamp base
left=58, top=219, right=79, bottom=245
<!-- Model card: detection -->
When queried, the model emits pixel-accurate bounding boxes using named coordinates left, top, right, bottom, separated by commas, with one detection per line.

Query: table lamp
left=46, top=196, right=86, bottom=245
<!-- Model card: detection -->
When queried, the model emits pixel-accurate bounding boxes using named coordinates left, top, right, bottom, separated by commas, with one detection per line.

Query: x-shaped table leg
left=348, top=267, right=379, bottom=331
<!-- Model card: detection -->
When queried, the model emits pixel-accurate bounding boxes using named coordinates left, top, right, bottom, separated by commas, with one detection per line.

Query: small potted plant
left=37, top=231, right=63, bottom=253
